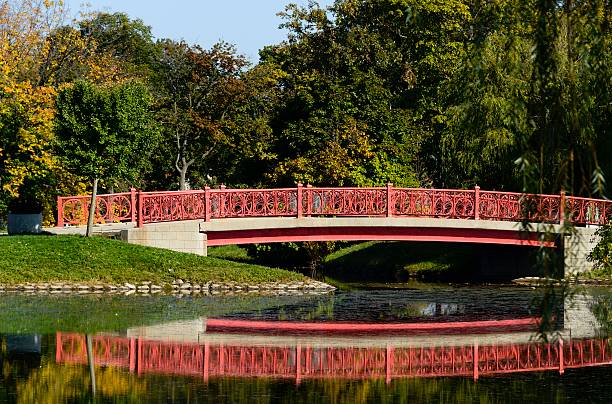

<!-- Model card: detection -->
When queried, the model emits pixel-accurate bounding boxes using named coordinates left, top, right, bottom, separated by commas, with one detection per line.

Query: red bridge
left=56, top=332, right=612, bottom=383
left=55, top=185, right=609, bottom=269
left=57, top=184, right=610, bottom=228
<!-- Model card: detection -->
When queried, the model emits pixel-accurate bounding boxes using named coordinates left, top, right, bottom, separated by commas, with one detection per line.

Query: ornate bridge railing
left=56, top=184, right=612, bottom=227
left=55, top=332, right=612, bottom=382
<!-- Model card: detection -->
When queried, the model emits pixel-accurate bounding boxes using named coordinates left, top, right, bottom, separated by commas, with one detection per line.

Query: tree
left=55, top=80, right=157, bottom=235
left=154, top=40, right=248, bottom=189
left=255, top=0, right=474, bottom=187
left=0, top=0, right=133, bottom=224
left=78, top=12, right=157, bottom=76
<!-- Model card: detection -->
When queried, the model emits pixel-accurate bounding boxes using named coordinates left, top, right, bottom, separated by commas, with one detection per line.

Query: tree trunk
left=86, top=178, right=99, bottom=237
left=179, top=168, right=187, bottom=190
left=86, top=334, right=96, bottom=397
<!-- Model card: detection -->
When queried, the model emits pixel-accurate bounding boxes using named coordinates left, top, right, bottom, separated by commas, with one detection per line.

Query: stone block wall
left=120, top=220, right=207, bottom=256
left=564, top=227, right=600, bottom=275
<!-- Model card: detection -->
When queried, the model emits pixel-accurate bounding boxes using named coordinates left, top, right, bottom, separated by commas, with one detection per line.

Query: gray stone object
left=7, top=213, right=43, bottom=235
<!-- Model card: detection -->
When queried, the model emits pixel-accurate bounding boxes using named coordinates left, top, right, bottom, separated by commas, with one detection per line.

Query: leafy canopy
left=54, top=80, right=157, bottom=183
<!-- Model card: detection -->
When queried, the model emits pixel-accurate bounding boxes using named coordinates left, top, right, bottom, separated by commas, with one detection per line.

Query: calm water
left=1, top=285, right=611, bottom=403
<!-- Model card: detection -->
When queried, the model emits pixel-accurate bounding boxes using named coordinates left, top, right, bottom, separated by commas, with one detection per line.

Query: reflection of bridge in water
left=56, top=329, right=612, bottom=383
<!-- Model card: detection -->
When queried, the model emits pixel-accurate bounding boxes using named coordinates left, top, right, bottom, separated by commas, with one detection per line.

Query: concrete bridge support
left=564, top=227, right=600, bottom=275
left=120, top=220, right=207, bottom=256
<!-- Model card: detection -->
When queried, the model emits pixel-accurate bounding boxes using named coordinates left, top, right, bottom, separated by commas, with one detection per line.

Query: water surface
left=1, top=285, right=611, bottom=403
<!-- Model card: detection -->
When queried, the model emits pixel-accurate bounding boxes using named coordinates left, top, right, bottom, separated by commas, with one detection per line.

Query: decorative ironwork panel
left=303, top=188, right=387, bottom=216
left=59, top=193, right=133, bottom=225
left=566, top=197, right=612, bottom=225
left=477, top=342, right=559, bottom=373
left=393, top=189, right=475, bottom=218
left=393, top=346, right=474, bottom=377
left=56, top=333, right=131, bottom=367
left=141, top=191, right=206, bottom=224
left=210, top=189, right=298, bottom=219
left=140, top=341, right=204, bottom=376
left=564, top=338, right=612, bottom=367
left=478, top=192, right=561, bottom=223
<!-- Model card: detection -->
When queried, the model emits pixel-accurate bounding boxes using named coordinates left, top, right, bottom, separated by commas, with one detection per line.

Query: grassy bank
left=323, top=241, right=479, bottom=283
left=0, top=235, right=305, bottom=285
left=208, top=242, right=480, bottom=283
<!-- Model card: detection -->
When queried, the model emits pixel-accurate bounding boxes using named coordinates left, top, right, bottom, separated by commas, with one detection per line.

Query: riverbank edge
left=512, top=276, right=612, bottom=286
left=0, top=279, right=336, bottom=296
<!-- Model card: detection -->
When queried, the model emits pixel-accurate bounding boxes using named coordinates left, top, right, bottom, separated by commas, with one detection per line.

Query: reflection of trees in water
left=116, top=368, right=612, bottom=403
left=531, top=282, right=572, bottom=341
left=15, top=364, right=146, bottom=404
left=590, top=294, right=612, bottom=338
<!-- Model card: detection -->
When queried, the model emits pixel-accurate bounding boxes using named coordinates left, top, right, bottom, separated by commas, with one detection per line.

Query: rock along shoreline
left=0, top=279, right=336, bottom=296
left=512, top=276, right=612, bottom=286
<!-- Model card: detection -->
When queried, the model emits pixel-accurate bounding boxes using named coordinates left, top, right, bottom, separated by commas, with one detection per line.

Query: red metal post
left=473, top=341, right=479, bottom=380
left=386, top=344, right=394, bottom=384
left=297, top=183, right=303, bottom=219
left=475, top=185, right=480, bottom=220
left=219, top=343, right=225, bottom=375
left=387, top=182, right=394, bottom=218
left=559, top=339, right=565, bottom=375
left=306, top=184, right=313, bottom=216
left=205, top=186, right=211, bottom=221
left=130, top=188, right=137, bottom=223
left=56, top=197, right=64, bottom=227
left=137, top=338, right=143, bottom=375
left=55, top=332, right=62, bottom=363
left=559, top=191, right=566, bottom=226
left=204, top=342, right=210, bottom=381
left=137, top=191, right=143, bottom=228
left=129, top=338, right=136, bottom=372
left=220, top=184, right=226, bottom=190
left=296, top=344, right=302, bottom=385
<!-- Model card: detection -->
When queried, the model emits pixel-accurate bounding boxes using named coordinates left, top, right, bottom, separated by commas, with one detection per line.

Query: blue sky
left=65, top=1, right=335, bottom=61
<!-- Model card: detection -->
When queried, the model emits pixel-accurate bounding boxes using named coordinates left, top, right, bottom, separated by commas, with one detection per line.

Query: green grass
left=323, top=241, right=478, bottom=282
left=208, top=244, right=255, bottom=263
left=0, top=235, right=305, bottom=285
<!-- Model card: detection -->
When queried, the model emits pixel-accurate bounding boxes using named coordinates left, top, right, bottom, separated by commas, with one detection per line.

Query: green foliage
left=152, top=40, right=249, bottom=189
left=324, top=241, right=479, bottom=282
left=588, top=224, right=612, bottom=277
left=54, top=80, right=157, bottom=184
left=246, top=242, right=340, bottom=275
left=79, top=12, right=156, bottom=70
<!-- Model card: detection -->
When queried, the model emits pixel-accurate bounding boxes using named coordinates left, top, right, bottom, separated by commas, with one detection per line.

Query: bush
left=588, top=224, right=612, bottom=275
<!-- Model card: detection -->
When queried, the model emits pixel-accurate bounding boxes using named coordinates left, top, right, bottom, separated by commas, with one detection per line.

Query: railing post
left=129, top=337, right=136, bottom=372
left=306, top=184, right=313, bottom=217
left=130, top=188, right=137, bottom=223
left=55, top=332, right=62, bottom=363
left=386, top=344, right=394, bottom=384
left=559, top=339, right=565, bottom=375
left=474, top=185, right=480, bottom=220
left=205, top=186, right=211, bottom=222
left=386, top=182, right=393, bottom=218
left=473, top=341, right=479, bottom=381
left=296, top=344, right=302, bottom=385
left=559, top=190, right=566, bottom=226
left=297, top=183, right=303, bottom=219
left=137, top=190, right=143, bottom=228
left=56, top=196, right=64, bottom=227
left=137, top=338, right=143, bottom=375
left=204, top=342, right=210, bottom=382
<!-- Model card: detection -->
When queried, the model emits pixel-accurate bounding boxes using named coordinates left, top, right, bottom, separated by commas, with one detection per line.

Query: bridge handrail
left=56, top=185, right=612, bottom=228
left=56, top=332, right=612, bottom=381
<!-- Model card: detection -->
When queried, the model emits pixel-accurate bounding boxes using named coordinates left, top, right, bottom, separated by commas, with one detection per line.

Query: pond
left=1, top=285, right=611, bottom=403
